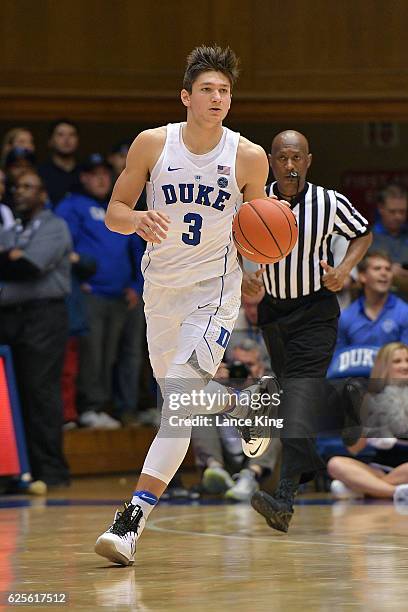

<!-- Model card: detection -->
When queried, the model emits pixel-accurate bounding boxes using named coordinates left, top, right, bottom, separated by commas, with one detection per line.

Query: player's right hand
left=133, top=210, right=170, bottom=243
left=242, top=268, right=264, bottom=297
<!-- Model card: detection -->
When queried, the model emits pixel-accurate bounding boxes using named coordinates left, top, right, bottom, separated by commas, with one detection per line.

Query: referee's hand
left=320, top=260, right=347, bottom=292
left=242, top=268, right=265, bottom=298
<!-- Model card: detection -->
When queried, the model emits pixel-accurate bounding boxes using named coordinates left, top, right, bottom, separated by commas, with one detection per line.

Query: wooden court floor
left=1, top=476, right=408, bottom=611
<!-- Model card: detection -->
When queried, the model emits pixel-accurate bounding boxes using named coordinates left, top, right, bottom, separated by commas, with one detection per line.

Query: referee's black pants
left=0, top=299, right=70, bottom=485
left=258, top=290, right=340, bottom=482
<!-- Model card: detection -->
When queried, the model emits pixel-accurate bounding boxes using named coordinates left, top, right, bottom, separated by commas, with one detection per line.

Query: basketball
left=232, top=198, right=298, bottom=264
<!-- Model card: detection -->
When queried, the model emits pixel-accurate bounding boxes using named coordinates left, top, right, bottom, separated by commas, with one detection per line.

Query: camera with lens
left=226, top=361, right=250, bottom=386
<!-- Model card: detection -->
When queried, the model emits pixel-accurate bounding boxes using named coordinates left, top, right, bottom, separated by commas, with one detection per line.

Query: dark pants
left=0, top=300, right=70, bottom=484
left=77, top=293, right=128, bottom=414
left=258, top=290, right=340, bottom=482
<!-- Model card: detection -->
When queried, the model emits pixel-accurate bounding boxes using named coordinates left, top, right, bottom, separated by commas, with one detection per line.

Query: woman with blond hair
left=1, top=127, right=35, bottom=167
left=328, top=342, right=408, bottom=504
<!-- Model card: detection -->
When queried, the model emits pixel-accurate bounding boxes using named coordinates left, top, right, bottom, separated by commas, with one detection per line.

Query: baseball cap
left=110, top=140, right=131, bottom=155
left=80, top=153, right=112, bottom=172
left=5, top=147, right=36, bottom=168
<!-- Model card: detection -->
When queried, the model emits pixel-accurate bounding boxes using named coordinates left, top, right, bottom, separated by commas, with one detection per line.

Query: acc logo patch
left=382, top=319, right=396, bottom=334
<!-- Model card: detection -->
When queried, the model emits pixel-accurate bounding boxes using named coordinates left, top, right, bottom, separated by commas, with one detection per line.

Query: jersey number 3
left=182, top=212, right=202, bottom=246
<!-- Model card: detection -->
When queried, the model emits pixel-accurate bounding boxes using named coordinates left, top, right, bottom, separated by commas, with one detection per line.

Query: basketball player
left=95, top=45, right=279, bottom=565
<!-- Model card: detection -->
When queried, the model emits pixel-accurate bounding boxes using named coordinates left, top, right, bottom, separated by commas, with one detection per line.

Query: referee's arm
left=321, top=192, right=372, bottom=292
left=321, top=231, right=372, bottom=292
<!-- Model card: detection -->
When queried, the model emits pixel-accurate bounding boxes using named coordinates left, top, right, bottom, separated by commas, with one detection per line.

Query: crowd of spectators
left=0, top=121, right=147, bottom=491
left=1, top=121, right=407, bottom=501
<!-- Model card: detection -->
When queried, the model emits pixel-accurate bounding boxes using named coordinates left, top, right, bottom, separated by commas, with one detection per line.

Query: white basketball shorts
left=143, top=267, right=242, bottom=381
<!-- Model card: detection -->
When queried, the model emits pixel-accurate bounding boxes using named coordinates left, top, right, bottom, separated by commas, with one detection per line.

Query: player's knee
left=162, top=362, right=207, bottom=420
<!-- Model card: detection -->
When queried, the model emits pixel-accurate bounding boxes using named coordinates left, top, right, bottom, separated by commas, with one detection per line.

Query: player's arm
left=105, top=129, right=170, bottom=243
left=236, top=140, right=270, bottom=296
left=236, top=139, right=270, bottom=202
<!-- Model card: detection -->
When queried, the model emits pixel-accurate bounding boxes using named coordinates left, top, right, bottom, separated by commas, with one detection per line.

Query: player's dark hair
left=377, top=182, right=407, bottom=205
left=357, top=249, right=392, bottom=273
left=183, top=45, right=240, bottom=92
left=48, top=118, right=79, bottom=138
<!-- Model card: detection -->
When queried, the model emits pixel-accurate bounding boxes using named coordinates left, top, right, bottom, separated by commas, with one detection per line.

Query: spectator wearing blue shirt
left=56, top=154, right=144, bottom=429
left=337, top=250, right=408, bottom=350
left=371, top=183, right=408, bottom=300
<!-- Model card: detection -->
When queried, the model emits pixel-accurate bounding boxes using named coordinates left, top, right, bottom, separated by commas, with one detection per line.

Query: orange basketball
left=232, top=198, right=298, bottom=264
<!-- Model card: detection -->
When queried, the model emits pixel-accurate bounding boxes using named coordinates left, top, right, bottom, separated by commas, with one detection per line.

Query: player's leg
left=179, top=269, right=278, bottom=457
left=95, top=280, right=234, bottom=565
left=95, top=284, right=185, bottom=564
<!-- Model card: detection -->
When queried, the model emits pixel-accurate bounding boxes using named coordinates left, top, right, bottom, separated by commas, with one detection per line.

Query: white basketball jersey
left=142, top=122, right=243, bottom=287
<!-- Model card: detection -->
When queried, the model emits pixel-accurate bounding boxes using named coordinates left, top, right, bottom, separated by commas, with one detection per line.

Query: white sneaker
left=97, top=412, right=121, bottom=429
left=225, top=469, right=259, bottom=502
left=330, top=479, right=364, bottom=499
left=95, top=503, right=145, bottom=566
left=79, top=411, right=102, bottom=428
left=394, top=484, right=408, bottom=514
left=202, top=466, right=234, bottom=494
left=80, top=410, right=120, bottom=429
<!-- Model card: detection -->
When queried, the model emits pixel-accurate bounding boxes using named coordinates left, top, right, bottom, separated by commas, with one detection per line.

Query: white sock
left=131, top=490, right=158, bottom=520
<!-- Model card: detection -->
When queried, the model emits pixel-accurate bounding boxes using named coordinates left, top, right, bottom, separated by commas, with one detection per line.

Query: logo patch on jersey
left=217, top=165, right=230, bottom=176
left=194, top=175, right=201, bottom=181
left=382, top=319, right=396, bottom=334
left=90, top=206, right=106, bottom=221
left=168, top=166, right=183, bottom=172
left=216, top=327, right=231, bottom=349
left=217, top=177, right=228, bottom=188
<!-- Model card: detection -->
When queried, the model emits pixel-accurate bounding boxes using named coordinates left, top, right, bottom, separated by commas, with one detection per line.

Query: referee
left=245, top=130, right=372, bottom=532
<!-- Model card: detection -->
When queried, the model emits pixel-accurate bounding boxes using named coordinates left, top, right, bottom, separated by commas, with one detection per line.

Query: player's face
left=181, top=71, right=231, bottom=125
left=387, top=348, right=408, bottom=382
left=359, top=257, right=393, bottom=294
left=269, top=145, right=312, bottom=196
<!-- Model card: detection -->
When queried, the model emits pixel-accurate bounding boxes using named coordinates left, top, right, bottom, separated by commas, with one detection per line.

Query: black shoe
left=251, top=479, right=297, bottom=533
left=235, top=375, right=281, bottom=459
left=341, top=378, right=366, bottom=447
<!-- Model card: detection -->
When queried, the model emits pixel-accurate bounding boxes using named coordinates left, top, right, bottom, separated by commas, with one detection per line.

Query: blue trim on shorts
left=203, top=250, right=228, bottom=363
left=142, top=182, right=156, bottom=275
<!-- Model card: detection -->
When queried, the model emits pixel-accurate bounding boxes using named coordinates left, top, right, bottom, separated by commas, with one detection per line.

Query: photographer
left=191, top=340, right=281, bottom=501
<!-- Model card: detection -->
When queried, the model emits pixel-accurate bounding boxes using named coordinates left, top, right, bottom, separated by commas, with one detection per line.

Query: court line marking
left=147, top=511, right=408, bottom=552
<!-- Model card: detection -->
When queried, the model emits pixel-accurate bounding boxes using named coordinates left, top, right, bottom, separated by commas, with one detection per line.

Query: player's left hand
left=124, top=287, right=139, bottom=309
left=320, top=260, right=348, bottom=292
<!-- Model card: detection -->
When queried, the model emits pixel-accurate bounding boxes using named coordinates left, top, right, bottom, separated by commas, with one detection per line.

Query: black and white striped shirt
left=263, top=182, right=369, bottom=299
